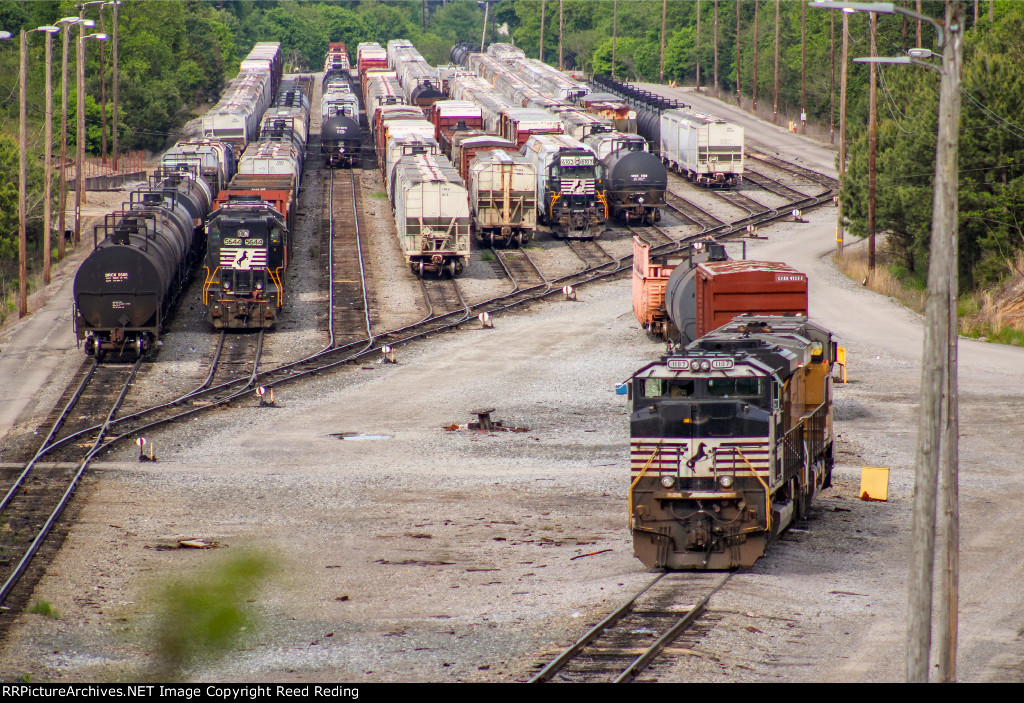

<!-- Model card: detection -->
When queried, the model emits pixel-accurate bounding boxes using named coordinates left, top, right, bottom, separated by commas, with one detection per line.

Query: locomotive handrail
left=736, top=447, right=772, bottom=534
left=628, top=442, right=663, bottom=529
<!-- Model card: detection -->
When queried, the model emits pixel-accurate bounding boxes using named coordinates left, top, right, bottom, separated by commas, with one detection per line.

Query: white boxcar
left=659, top=109, right=744, bottom=186
left=392, top=153, right=472, bottom=276
left=468, top=149, right=537, bottom=247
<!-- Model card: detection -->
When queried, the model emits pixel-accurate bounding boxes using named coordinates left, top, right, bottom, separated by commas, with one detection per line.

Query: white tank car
left=659, top=109, right=744, bottom=186
left=520, top=133, right=604, bottom=239
left=467, top=149, right=537, bottom=247
left=391, top=153, right=472, bottom=277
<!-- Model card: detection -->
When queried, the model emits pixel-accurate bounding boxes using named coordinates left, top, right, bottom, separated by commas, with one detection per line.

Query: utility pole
left=801, top=0, right=807, bottom=132
left=868, top=12, right=877, bottom=272
left=612, top=0, right=617, bottom=79
left=539, top=0, right=545, bottom=62
left=837, top=9, right=848, bottom=255
left=58, top=22, right=71, bottom=260
left=735, top=0, right=741, bottom=104
left=696, top=0, right=702, bottom=90
left=112, top=0, right=118, bottom=172
left=773, top=0, right=780, bottom=123
left=18, top=29, right=27, bottom=318
left=76, top=8, right=86, bottom=244
left=43, top=29, right=54, bottom=284
left=558, top=0, right=563, bottom=71
left=481, top=0, right=489, bottom=51
left=753, top=0, right=760, bottom=111
left=660, top=0, right=667, bottom=82
left=99, top=8, right=106, bottom=165
left=908, top=0, right=963, bottom=683
left=714, top=0, right=719, bottom=97
left=829, top=8, right=835, bottom=143
left=921, top=0, right=929, bottom=46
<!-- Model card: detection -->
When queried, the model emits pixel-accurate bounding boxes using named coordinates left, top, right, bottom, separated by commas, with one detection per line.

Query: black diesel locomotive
left=628, top=315, right=837, bottom=570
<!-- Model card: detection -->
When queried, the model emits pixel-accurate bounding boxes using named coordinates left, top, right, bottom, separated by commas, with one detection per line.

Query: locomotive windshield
left=630, top=375, right=770, bottom=439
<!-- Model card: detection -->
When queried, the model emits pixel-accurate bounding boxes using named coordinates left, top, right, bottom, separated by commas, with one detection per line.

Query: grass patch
left=836, top=244, right=1024, bottom=347
left=368, top=190, right=387, bottom=200
left=479, top=250, right=495, bottom=262
left=29, top=600, right=59, bottom=618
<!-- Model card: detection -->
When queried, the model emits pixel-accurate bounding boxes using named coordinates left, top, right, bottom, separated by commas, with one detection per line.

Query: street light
left=32, top=26, right=61, bottom=287
left=813, top=0, right=964, bottom=684
left=74, top=29, right=108, bottom=246
left=55, top=17, right=91, bottom=255
left=82, top=1, right=109, bottom=164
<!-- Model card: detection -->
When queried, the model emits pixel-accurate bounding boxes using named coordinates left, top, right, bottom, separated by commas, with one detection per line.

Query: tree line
left=1, top=1, right=1022, bottom=316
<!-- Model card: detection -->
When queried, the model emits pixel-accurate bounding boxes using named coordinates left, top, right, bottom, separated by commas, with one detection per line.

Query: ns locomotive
left=628, top=315, right=837, bottom=570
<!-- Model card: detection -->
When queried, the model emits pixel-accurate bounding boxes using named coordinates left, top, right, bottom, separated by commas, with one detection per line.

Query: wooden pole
left=44, top=30, right=54, bottom=284
left=539, top=0, right=546, bottom=62
left=696, top=0, right=702, bottom=90
left=908, top=1, right=963, bottom=683
left=612, top=0, right=617, bottom=79
left=714, top=0, right=719, bottom=97
left=837, top=10, right=847, bottom=255
left=735, top=0, right=741, bottom=104
left=75, top=14, right=86, bottom=243
left=112, top=2, right=119, bottom=172
left=800, top=0, right=807, bottom=132
left=753, top=0, right=760, bottom=111
left=829, top=8, right=835, bottom=143
left=18, top=29, right=28, bottom=318
left=939, top=5, right=963, bottom=683
left=559, top=0, right=563, bottom=71
left=58, top=25, right=70, bottom=260
left=921, top=0, right=929, bottom=46
left=660, top=0, right=667, bottom=82
left=480, top=0, right=489, bottom=51
left=868, top=12, right=877, bottom=272
left=773, top=0, right=780, bottom=123
left=99, top=8, right=107, bottom=166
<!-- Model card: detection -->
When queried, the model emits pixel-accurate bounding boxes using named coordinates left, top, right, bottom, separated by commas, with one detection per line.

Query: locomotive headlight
left=255, top=281, right=263, bottom=290
left=700, top=360, right=711, bottom=371
left=660, top=475, right=676, bottom=489
left=221, top=281, right=231, bottom=290
left=719, top=475, right=734, bottom=489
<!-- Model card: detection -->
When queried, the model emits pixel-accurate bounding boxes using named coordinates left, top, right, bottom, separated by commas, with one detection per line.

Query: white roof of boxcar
left=663, top=108, right=731, bottom=126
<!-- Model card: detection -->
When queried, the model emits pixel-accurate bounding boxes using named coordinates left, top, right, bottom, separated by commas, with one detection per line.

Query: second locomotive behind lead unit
left=628, top=315, right=837, bottom=570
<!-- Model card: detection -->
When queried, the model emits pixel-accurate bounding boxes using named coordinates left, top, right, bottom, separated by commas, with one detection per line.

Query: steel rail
left=0, top=357, right=143, bottom=604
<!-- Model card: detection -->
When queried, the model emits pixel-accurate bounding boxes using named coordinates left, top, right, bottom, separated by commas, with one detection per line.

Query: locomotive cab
left=545, top=149, right=604, bottom=238
left=628, top=316, right=835, bottom=570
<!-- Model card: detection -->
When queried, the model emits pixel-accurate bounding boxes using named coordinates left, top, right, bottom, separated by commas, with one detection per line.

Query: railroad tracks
left=0, top=151, right=837, bottom=615
left=530, top=572, right=734, bottom=683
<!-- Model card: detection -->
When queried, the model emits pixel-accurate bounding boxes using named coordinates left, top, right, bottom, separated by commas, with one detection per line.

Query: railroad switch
left=137, top=437, right=157, bottom=462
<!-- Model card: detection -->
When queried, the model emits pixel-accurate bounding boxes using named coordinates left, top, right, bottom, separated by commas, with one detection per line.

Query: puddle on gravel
left=330, top=433, right=393, bottom=441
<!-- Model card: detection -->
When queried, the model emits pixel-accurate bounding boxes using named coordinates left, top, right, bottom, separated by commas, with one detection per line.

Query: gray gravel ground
left=3, top=85, right=1024, bottom=684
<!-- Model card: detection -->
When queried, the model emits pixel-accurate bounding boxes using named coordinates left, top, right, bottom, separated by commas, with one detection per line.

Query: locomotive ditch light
left=719, top=475, right=734, bottom=489
left=660, top=475, right=676, bottom=489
